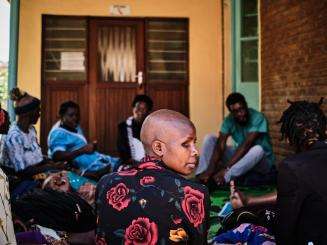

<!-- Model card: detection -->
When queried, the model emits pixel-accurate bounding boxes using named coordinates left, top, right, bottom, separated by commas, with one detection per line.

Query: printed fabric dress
left=48, top=122, right=120, bottom=174
left=96, top=159, right=211, bottom=244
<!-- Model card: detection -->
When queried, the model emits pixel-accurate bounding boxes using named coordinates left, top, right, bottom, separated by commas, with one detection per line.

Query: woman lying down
left=42, top=170, right=96, bottom=205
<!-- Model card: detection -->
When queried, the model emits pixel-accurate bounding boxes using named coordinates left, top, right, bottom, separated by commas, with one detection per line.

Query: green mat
left=208, top=186, right=276, bottom=240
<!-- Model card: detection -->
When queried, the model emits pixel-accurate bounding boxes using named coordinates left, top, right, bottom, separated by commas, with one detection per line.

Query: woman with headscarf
left=5, top=88, right=65, bottom=179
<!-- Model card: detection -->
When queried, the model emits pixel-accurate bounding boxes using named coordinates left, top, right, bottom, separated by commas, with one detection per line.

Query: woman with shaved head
left=96, top=109, right=210, bottom=244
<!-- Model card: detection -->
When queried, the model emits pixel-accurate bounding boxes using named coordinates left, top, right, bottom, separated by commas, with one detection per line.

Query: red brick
left=261, top=0, right=327, bottom=161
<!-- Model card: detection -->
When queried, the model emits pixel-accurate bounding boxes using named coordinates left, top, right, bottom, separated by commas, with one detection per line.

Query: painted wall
left=18, top=0, right=223, bottom=148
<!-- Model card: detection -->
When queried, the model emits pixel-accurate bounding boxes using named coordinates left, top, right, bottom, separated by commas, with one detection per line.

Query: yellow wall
left=18, top=0, right=223, bottom=148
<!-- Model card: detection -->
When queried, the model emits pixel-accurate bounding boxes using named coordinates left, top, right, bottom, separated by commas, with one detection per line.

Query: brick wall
left=260, top=0, right=327, bottom=162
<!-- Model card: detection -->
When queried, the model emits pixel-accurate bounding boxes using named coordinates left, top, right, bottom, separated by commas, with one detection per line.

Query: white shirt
left=6, top=123, right=43, bottom=172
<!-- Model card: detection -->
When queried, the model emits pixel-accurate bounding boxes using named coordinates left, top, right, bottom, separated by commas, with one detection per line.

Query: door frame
left=41, top=15, right=190, bottom=153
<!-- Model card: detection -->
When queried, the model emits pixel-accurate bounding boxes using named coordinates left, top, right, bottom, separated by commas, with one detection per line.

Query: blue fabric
left=11, top=180, right=39, bottom=201
left=48, top=125, right=120, bottom=174
left=212, top=223, right=275, bottom=245
left=220, top=108, right=275, bottom=167
left=15, top=231, right=48, bottom=244
left=67, top=171, right=96, bottom=191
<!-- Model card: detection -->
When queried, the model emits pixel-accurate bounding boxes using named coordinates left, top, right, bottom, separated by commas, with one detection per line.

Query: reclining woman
left=42, top=170, right=96, bottom=205
left=48, top=101, right=120, bottom=179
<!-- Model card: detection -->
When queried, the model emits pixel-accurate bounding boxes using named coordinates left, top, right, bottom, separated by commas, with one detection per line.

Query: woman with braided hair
left=228, top=98, right=326, bottom=244
left=5, top=88, right=66, bottom=179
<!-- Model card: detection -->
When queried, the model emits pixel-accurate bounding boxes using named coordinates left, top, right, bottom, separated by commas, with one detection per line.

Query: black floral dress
left=96, top=159, right=210, bottom=244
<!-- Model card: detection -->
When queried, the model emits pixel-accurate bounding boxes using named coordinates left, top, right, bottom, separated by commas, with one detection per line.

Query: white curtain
left=98, top=26, right=136, bottom=82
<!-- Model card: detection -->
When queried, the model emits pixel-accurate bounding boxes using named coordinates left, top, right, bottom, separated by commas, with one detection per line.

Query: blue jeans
left=196, top=134, right=272, bottom=182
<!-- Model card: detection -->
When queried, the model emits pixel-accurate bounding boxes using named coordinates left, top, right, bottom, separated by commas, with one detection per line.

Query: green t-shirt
left=220, top=108, right=275, bottom=167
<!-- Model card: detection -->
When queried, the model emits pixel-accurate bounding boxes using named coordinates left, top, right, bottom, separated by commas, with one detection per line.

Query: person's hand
left=92, top=140, right=98, bottom=151
left=81, top=143, right=95, bottom=154
left=78, top=183, right=96, bottom=204
left=197, top=170, right=214, bottom=183
left=213, top=168, right=227, bottom=186
left=43, top=160, right=67, bottom=170
left=54, top=161, right=68, bottom=170
left=230, top=180, right=247, bottom=209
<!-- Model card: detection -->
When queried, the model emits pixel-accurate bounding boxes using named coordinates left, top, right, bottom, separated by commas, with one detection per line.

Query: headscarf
left=10, top=88, right=40, bottom=115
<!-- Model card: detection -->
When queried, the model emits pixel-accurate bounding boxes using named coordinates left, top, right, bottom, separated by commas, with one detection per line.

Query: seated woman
left=48, top=101, right=120, bottom=177
left=117, top=94, right=153, bottom=164
left=5, top=88, right=65, bottom=179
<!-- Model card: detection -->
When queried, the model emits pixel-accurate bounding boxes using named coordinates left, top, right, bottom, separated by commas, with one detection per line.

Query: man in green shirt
left=197, top=93, right=275, bottom=186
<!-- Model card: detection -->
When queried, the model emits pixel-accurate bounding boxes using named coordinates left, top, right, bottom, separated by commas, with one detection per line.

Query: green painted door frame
left=231, top=0, right=259, bottom=110
left=8, top=0, right=20, bottom=121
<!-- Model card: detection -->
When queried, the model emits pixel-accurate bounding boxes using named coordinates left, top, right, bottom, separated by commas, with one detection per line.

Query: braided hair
left=278, top=98, right=326, bottom=150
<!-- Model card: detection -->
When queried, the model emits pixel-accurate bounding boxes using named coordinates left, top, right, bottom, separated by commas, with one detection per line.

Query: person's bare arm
left=247, top=192, right=277, bottom=206
left=53, top=143, right=95, bottom=162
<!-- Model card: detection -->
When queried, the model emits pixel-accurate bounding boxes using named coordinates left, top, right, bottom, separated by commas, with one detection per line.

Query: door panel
left=146, top=83, right=188, bottom=116
left=89, top=19, right=144, bottom=155
left=41, top=82, right=88, bottom=151
left=145, top=19, right=189, bottom=116
left=94, top=87, right=137, bottom=154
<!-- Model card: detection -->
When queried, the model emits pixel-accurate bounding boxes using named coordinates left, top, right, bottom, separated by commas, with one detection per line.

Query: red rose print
left=118, top=169, right=138, bottom=176
left=124, top=217, right=158, bottom=245
left=140, top=176, right=155, bottom=186
left=138, top=162, right=163, bottom=170
left=106, top=183, right=131, bottom=211
left=181, top=186, right=205, bottom=228
left=173, top=217, right=182, bottom=225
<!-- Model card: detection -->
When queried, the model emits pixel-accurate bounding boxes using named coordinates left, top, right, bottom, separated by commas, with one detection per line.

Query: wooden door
left=41, top=16, right=189, bottom=156
left=41, top=16, right=89, bottom=152
left=88, top=19, right=144, bottom=155
left=145, top=19, right=189, bottom=116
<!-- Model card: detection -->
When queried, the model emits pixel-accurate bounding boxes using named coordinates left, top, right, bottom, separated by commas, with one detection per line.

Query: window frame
left=232, top=0, right=259, bottom=88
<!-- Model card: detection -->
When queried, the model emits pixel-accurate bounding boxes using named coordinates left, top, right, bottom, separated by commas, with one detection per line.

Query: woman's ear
left=152, top=140, right=165, bottom=157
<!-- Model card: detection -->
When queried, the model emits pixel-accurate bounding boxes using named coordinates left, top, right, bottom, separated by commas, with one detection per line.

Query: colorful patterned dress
left=96, top=159, right=211, bottom=244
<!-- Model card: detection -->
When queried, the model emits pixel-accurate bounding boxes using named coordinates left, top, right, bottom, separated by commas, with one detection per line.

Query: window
left=146, top=19, right=188, bottom=82
left=43, top=16, right=87, bottom=81
left=234, top=0, right=258, bottom=83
